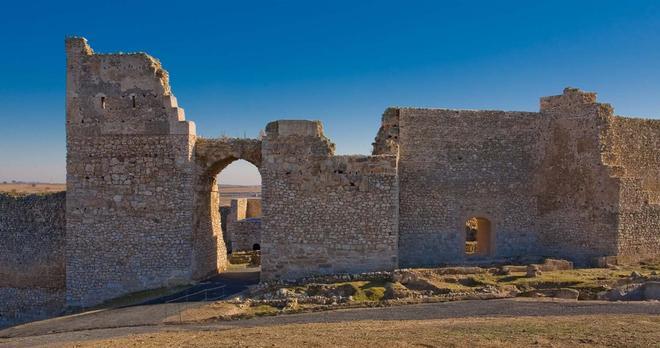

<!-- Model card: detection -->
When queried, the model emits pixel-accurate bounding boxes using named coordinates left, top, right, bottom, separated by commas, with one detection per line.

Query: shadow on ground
left=140, top=268, right=260, bottom=305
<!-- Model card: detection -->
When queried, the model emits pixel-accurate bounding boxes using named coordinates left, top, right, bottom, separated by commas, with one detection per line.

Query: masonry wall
left=261, top=120, right=399, bottom=280
left=0, top=192, right=66, bottom=327
left=607, top=116, right=660, bottom=262
left=65, top=38, right=198, bottom=306
left=229, top=218, right=262, bottom=251
left=391, top=108, right=545, bottom=267
left=245, top=199, right=262, bottom=217
left=226, top=198, right=262, bottom=251
left=534, top=89, right=622, bottom=265
left=219, top=206, right=231, bottom=248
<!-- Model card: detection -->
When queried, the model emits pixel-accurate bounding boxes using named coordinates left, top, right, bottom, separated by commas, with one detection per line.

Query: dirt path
left=1, top=298, right=659, bottom=347
left=47, top=315, right=660, bottom=347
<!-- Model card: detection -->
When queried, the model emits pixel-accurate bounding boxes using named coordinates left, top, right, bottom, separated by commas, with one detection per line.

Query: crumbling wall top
left=65, top=37, right=192, bottom=135
left=372, top=108, right=400, bottom=156
left=540, top=87, right=599, bottom=112
left=65, top=37, right=94, bottom=56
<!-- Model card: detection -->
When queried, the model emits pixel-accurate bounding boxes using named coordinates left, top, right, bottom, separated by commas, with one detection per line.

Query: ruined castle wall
left=261, top=120, right=399, bottom=280
left=0, top=192, right=66, bottom=327
left=229, top=218, right=262, bottom=252
left=226, top=198, right=262, bottom=251
left=394, top=108, right=544, bottom=267
left=534, top=90, right=621, bottom=265
left=65, top=38, right=198, bottom=306
left=245, top=199, right=262, bottom=217
left=229, top=199, right=248, bottom=222
left=609, top=117, right=660, bottom=185
left=608, top=117, right=660, bottom=262
left=219, top=206, right=231, bottom=249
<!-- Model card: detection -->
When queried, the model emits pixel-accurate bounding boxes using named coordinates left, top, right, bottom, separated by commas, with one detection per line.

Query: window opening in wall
left=252, top=243, right=261, bottom=251
left=101, top=96, right=106, bottom=109
left=465, top=217, right=492, bottom=256
left=131, top=95, right=136, bottom=108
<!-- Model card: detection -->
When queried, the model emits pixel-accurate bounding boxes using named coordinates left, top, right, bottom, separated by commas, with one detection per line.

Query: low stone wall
left=228, top=218, right=261, bottom=252
left=0, top=192, right=66, bottom=327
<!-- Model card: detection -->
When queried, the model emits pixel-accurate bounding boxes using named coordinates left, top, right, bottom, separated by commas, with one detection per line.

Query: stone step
left=168, top=106, right=186, bottom=121
left=163, top=95, right=178, bottom=108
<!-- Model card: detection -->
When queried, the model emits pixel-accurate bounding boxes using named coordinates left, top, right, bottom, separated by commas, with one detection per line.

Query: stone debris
left=526, top=265, right=542, bottom=278
left=522, top=288, right=580, bottom=300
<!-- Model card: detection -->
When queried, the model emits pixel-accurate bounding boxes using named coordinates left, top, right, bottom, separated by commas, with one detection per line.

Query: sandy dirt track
left=1, top=298, right=659, bottom=347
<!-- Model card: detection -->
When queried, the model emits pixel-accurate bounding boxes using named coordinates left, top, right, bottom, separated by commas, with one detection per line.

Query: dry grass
left=0, top=183, right=65, bottom=194
left=217, top=185, right=261, bottom=206
left=53, top=314, right=660, bottom=347
left=0, top=183, right=260, bottom=202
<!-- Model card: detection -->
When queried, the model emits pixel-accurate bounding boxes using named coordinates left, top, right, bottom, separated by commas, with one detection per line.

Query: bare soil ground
left=1, top=299, right=658, bottom=347
left=52, top=315, right=660, bottom=347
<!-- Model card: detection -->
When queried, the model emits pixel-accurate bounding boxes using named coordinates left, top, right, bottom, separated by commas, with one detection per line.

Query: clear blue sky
left=1, top=1, right=659, bottom=184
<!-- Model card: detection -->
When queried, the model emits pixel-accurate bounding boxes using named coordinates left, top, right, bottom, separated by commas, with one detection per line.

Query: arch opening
left=464, top=217, right=492, bottom=256
left=214, top=159, right=262, bottom=267
left=191, top=138, right=263, bottom=280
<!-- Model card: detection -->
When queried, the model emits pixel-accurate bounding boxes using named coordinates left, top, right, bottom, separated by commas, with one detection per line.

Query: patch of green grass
left=354, top=287, right=386, bottom=301
left=463, top=274, right=498, bottom=287
left=300, top=280, right=388, bottom=302
left=352, top=280, right=387, bottom=301
left=491, top=266, right=649, bottom=290
left=249, top=304, right=279, bottom=316
left=429, top=280, right=473, bottom=291
left=505, top=272, right=584, bottom=289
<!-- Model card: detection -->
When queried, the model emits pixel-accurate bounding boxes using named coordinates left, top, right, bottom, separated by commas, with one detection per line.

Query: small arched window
left=465, top=217, right=492, bottom=256
left=131, top=95, right=136, bottom=108
left=101, top=96, right=106, bottom=109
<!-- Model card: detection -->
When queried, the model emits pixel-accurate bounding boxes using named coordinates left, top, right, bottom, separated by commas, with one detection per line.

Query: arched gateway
left=191, top=138, right=262, bottom=279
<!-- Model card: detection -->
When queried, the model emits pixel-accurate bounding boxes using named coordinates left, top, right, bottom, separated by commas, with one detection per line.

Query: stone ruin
left=0, top=37, right=658, bottom=325
left=226, top=198, right=262, bottom=253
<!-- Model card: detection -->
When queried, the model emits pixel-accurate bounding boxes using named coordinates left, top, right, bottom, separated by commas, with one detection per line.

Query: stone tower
left=65, top=38, right=205, bottom=306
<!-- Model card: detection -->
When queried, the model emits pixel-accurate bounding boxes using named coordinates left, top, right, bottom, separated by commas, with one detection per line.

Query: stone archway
left=191, top=137, right=262, bottom=279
